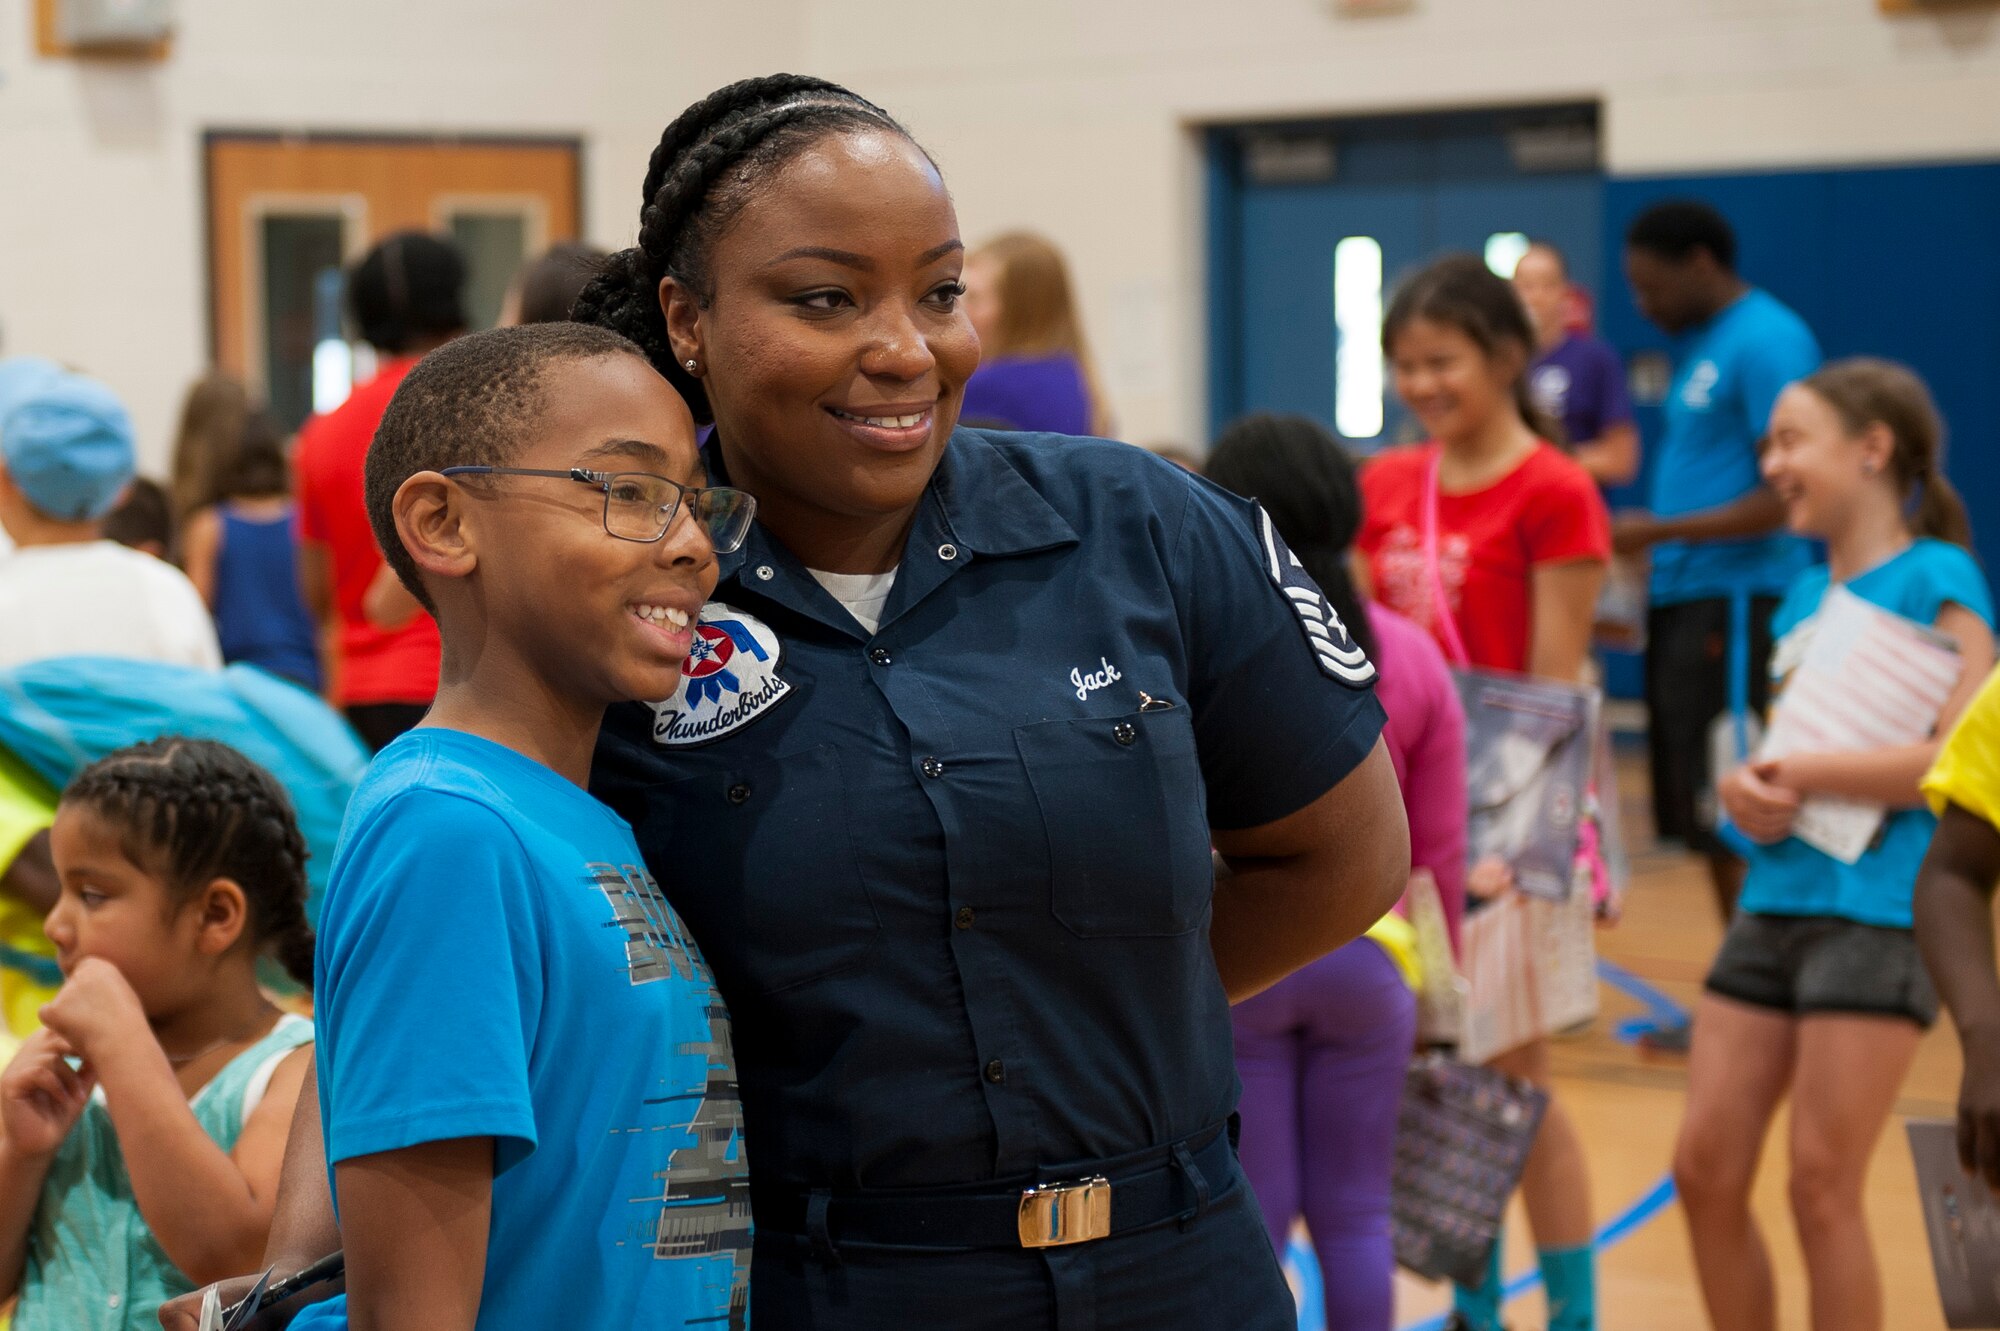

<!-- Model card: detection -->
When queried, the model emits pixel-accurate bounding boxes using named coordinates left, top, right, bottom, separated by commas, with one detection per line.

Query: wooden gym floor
left=1375, top=747, right=1960, bottom=1331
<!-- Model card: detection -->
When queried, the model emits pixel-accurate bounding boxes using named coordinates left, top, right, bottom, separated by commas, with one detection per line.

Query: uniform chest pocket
left=1014, top=707, right=1212, bottom=938
left=641, top=744, right=880, bottom=997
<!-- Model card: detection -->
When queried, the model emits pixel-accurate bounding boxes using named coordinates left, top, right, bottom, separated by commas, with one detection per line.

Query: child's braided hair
left=571, top=73, right=928, bottom=426
left=64, top=737, right=315, bottom=987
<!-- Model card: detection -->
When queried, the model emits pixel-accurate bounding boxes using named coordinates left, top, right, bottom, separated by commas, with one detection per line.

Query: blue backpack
left=0, top=657, right=369, bottom=926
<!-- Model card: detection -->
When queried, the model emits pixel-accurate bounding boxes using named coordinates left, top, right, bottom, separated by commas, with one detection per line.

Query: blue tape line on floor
left=1597, top=957, right=1690, bottom=1043
left=1378, top=1174, right=1677, bottom=1331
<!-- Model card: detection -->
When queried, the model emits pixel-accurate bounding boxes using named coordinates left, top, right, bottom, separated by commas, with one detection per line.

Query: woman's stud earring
left=684, top=359, right=698, bottom=373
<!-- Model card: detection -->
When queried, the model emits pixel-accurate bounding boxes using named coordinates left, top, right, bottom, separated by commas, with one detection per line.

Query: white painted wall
left=829, top=0, right=2000, bottom=445
left=2, top=0, right=1996, bottom=460
left=0, top=0, right=801, bottom=465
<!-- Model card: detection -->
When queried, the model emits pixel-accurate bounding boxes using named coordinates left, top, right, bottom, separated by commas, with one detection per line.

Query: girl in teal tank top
left=0, top=739, right=319, bottom=1330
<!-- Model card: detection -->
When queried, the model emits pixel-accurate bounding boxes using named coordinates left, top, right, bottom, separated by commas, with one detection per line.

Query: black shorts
left=1704, top=911, right=1938, bottom=1027
left=1644, top=595, right=1779, bottom=856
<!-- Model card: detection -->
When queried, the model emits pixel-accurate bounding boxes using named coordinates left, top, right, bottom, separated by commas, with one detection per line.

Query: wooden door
left=205, top=134, right=581, bottom=428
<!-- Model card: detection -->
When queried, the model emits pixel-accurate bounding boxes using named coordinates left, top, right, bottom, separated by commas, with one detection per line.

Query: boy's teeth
left=835, top=408, right=926, bottom=428
left=635, top=604, right=691, bottom=628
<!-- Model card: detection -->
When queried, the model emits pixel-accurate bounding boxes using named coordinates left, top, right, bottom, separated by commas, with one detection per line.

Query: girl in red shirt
left=1357, top=255, right=1609, bottom=1331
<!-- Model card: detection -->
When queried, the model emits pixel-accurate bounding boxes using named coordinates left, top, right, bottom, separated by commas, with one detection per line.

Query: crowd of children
left=0, top=76, right=1995, bottom=1331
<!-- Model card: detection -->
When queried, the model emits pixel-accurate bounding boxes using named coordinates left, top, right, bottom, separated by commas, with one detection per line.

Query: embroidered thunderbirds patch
left=648, top=603, right=794, bottom=746
left=1256, top=506, right=1377, bottom=688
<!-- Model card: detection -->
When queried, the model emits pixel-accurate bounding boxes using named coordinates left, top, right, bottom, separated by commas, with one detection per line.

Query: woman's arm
left=1210, top=738, right=1410, bottom=1002
left=180, top=507, right=222, bottom=607
left=1527, top=559, right=1606, bottom=684
left=1762, top=604, right=1995, bottom=807
left=1915, top=805, right=2000, bottom=1188
left=337, top=1139, right=491, bottom=1331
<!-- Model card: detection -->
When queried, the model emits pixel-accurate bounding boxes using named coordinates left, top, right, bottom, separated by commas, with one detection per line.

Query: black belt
left=751, top=1124, right=1235, bottom=1255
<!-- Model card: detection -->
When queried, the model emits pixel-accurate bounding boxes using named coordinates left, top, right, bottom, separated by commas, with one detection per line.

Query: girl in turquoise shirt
left=1675, top=359, right=1995, bottom=1331
left=0, top=739, right=316, bottom=1330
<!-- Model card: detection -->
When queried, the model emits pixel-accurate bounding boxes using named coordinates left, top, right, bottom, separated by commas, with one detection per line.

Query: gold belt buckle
left=1017, top=1176, right=1112, bottom=1248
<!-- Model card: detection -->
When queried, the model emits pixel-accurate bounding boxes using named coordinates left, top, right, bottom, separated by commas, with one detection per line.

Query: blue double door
left=1208, top=109, right=1603, bottom=450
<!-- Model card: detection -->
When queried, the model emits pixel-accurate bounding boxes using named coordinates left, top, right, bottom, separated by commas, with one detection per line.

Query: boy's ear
left=394, top=470, right=478, bottom=591
left=191, top=876, right=249, bottom=957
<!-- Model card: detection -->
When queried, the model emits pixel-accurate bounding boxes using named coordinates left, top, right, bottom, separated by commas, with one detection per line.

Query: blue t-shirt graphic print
left=297, top=728, right=750, bottom=1331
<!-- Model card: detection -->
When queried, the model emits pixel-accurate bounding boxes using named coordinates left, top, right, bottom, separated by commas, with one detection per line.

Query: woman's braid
left=571, top=73, right=914, bottom=425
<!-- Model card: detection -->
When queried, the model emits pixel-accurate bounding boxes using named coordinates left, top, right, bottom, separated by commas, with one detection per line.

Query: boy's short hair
left=1626, top=199, right=1738, bottom=272
left=0, top=367, right=136, bottom=521
left=364, top=323, right=648, bottom=611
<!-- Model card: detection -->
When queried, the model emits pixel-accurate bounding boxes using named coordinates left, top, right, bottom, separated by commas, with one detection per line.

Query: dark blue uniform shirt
left=592, top=429, right=1384, bottom=1192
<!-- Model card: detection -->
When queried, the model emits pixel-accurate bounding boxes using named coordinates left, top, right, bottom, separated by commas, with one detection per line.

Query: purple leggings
left=1231, top=937, right=1416, bottom=1331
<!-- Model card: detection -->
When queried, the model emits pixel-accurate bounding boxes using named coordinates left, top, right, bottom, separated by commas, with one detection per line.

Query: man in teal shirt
left=1616, top=200, right=1821, bottom=928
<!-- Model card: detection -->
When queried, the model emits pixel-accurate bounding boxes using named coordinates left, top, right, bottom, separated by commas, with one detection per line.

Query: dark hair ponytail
left=571, top=74, right=921, bottom=426
left=1798, top=358, right=1975, bottom=551
left=1205, top=413, right=1377, bottom=661
left=1382, top=253, right=1563, bottom=445
left=64, top=738, right=315, bottom=988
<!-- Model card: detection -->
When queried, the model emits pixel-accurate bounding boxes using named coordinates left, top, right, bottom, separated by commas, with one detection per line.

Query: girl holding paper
left=1678, top=358, right=1994, bottom=1331
left=1356, top=254, right=1609, bottom=1331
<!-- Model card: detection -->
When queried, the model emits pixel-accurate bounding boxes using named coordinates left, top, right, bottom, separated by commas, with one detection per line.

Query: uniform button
left=921, top=757, right=945, bottom=779
left=938, top=543, right=959, bottom=562
left=1113, top=721, right=1137, bottom=746
left=955, top=906, right=975, bottom=930
left=755, top=564, right=775, bottom=582
left=869, top=647, right=892, bottom=666
left=727, top=782, right=751, bottom=805
left=984, top=1059, right=1006, bottom=1084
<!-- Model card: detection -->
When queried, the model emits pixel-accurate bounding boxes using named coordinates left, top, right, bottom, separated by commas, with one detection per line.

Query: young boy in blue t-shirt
left=289, top=324, right=759, bottom=1331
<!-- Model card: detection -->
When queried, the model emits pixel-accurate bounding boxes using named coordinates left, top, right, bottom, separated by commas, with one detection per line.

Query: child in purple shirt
left=1209, top=414, right=1467, bottom=1330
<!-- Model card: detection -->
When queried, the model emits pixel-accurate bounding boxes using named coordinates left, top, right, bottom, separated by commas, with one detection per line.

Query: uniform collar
left=919, top=427, right=1078, bottom=558
left=705, top=429, right=1078, bottom=640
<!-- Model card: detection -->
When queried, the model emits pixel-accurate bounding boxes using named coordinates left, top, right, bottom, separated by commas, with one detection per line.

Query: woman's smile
left=825, top=402, right=937, bottom=452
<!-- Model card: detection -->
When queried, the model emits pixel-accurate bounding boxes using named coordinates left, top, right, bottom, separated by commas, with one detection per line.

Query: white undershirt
left=807, top=567, right=899, bottom=636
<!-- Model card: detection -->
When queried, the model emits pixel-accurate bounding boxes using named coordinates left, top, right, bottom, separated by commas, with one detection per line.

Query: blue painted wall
left=1600, top=163, right=2000, bottom=580
left=1210, top=135, right=2000, bottom=700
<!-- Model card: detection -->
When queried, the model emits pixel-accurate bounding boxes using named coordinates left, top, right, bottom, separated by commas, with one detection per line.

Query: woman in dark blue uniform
left=578, top=75, right=1409, bottom=1329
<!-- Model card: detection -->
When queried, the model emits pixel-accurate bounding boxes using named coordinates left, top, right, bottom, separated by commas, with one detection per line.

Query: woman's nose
left=859, top=304, right=937, bottom=381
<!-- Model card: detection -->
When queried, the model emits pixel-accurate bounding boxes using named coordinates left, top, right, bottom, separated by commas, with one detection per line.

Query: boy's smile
left=454, top=354, right=719, bottom=710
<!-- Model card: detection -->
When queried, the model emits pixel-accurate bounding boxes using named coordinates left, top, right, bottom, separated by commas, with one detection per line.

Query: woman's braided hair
left=571, top=74, right=922, bottom=425
left=64, top=738, right=315, bottom=987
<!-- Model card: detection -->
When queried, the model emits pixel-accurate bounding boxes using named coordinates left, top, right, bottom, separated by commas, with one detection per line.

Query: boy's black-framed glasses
left=437, top=466, right=757, bottom=553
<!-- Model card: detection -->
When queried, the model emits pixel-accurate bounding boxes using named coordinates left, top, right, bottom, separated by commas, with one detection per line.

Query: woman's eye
left=793, top=290, right=853, bottom=312
left=926, top=282, right=966, bottom=309
left=78, top=890, right=107, bottom=908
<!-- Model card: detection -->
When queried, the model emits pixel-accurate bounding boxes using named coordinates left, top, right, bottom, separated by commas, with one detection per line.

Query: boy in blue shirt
left=1617, top=199, right=1822, bottom=928
left=290, top=323, right=759, bottom=1331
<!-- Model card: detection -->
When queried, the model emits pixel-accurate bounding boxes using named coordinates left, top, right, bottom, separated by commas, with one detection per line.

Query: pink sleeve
left=1402, top=632, right=1470, bottom=956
